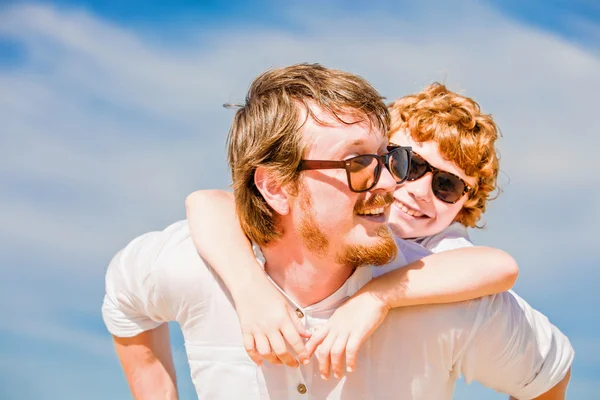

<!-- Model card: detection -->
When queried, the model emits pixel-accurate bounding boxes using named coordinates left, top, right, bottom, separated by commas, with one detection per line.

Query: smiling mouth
left=394, top=200, right=428, bottom=218
left=356, top=207, right=385, bottom=216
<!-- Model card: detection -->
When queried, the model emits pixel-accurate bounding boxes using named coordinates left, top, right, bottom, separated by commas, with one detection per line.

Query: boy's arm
left=309, top=246, right=519, bottom=379
left=364, top=246, right=518, bottom=309
left=185, top=190, right=310, bottom=367
left=185, top=190, right=266, bottom=303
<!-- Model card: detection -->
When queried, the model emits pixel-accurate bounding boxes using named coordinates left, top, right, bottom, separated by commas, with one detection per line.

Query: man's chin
left=336, top=227, right=398, bottom=268
left=351, top=222, right=391, bottom=237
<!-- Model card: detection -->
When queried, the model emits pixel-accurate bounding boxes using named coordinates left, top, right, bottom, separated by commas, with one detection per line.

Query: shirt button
left=297, top=383, right=307, bottom=394
left=295, top=308, right=304, bottom=318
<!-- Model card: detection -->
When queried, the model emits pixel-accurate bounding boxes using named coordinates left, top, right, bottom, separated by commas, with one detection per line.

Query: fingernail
left=347, top=366, right=353, bottom=372
left=321, top=374, right=328, bottom=380
left=303, top=359, right=310, bottom=365
left=334, top=373, right=341, bottom=379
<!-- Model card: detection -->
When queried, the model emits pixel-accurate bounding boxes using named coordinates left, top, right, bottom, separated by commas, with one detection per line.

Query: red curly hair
left=388, top=83, right=501, bottom=228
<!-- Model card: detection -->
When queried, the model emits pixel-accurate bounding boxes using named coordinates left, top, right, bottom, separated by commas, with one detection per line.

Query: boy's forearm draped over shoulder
left=305, top=244, right=519, bottom=378
left=185, top=189, right=311, bottom=367
left=185, top=190, right=267, bottom=298
left=360, top=245, right=519, bottom=309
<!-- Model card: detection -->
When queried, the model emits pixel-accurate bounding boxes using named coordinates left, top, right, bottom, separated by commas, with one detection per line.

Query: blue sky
left=0, top=1, right=598, bottom=399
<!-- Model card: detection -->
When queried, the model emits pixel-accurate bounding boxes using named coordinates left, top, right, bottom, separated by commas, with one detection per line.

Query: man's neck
left=261, top=243, right=354, bottom=308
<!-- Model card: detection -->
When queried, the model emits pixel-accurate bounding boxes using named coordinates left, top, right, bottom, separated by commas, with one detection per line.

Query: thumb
left=305, top=326, right=329, bottom=357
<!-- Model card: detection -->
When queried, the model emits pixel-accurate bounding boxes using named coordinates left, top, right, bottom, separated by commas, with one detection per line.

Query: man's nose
left=372, top=165, right=397, bottom=194
left=407, top=173, right=433, bottom=201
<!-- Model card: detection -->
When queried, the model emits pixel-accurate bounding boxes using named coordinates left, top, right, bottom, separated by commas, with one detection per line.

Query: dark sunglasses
left=299, top=146, right=412, bottom=193
left=407, top=151, right=473, bottom=204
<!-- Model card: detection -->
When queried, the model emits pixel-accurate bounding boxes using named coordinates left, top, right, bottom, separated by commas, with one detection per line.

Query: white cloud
left=1, top=2, right=599, bottom=259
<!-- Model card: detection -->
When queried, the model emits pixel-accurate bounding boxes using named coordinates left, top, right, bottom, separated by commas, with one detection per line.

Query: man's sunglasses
left=299, top=146, right=412, bottom=193
left=407, top=151, right=473, bottom=204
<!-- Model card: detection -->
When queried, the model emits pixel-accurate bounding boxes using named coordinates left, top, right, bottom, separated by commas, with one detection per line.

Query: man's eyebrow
left=336, top=139, right=367, bottom=156
left=348, top=139, right=366, bottom=147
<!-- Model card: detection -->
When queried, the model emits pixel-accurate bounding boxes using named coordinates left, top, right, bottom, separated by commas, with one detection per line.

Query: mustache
left=354, top=192, right=394, bottom=212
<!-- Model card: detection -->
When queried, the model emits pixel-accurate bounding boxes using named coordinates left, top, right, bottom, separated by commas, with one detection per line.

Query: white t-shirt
left=371, top=223, right=472, bottom=279
left=410, top=221, right=474, bottom=253
left=102, top=220, right=574, bottom=400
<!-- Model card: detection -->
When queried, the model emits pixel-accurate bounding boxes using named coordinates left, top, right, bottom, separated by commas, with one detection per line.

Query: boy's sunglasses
left=407, top=151, right=473, bottom=204
left=299, top=146, right=412, bottom=193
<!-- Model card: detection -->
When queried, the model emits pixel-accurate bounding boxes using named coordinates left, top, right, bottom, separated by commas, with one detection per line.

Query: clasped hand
left=234, top=283, right=389, bottom=379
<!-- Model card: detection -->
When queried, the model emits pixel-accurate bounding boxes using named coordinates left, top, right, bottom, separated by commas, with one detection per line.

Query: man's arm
left=102, top=222, right=205, bottom=398
left=113, top=324, right=178, bottom=400
left=508, top=368, right=571, bottom=399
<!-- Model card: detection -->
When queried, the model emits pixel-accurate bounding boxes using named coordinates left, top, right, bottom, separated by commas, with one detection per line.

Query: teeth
left=357, top=207, right=385, bottom=216
left=396, top=201, right=424, bottom=217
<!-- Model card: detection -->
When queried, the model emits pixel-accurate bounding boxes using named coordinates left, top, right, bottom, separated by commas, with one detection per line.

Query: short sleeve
left=102, top=233, right=164, bottom=337
left=101, top=220, right=210, bottom=338
left=456, top=291, right=574, bottom=399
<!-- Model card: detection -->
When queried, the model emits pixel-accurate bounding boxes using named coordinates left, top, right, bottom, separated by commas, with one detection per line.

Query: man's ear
left=254, top=166, right=290, bottom=215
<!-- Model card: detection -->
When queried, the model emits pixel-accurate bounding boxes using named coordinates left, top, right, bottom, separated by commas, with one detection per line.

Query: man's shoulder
left=384, top=291, right=522, bottom=335
left=120, top=219, right=197, bottom=262
left=421, top=223, right=473, bottom=253
left=109, top=219, right=216, bottom=296
left=147, top=220, right=217, bottom=285
left=103, top=220, right=223, bottom=333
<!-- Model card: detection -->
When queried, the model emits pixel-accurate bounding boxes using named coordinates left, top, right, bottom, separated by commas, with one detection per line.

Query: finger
left=330, top=333, right=349, bottom=379
left=288, top=309, right=312, bottom=339
left=254, top=334, right=282, bottom=366
left=316, top=333, right=337, bottom=380
left=242, top=332, right=262, bottom=366
left=305, top=327, right=329, bottom=358
left=345, top=335, right=362, bottom=372
left=281, top=323, right=310, bottom=365
left=269, top=332, right=299, bottom=368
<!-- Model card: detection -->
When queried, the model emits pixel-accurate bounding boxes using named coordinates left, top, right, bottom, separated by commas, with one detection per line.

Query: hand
left=305, top=291, right=390, bottom=379
left=233, top=280, right=311, bottom=368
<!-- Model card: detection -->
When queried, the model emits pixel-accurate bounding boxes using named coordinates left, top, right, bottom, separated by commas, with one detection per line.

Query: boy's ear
left=254, top=166, right=290, bottom=215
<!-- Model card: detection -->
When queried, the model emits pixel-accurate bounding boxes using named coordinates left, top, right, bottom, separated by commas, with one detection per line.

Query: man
left=102, top=63, right=573, bottom=399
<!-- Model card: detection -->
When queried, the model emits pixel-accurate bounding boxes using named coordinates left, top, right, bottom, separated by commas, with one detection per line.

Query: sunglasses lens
left=348, top=155, right=380, bottom=191
left=388, top=147, right=410, bottom=183
left=407, top=153, right=429, bottom=180
left=432, top=172, right=466, bottom=203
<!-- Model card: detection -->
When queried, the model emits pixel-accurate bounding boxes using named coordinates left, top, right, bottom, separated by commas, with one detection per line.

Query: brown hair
left=227, top=63, right=390, bottom=246
left=388, top=83, right=500, bottom=228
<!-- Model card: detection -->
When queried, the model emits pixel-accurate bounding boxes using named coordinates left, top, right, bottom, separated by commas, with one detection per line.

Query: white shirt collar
left=251, top=243, right=373, bottom=314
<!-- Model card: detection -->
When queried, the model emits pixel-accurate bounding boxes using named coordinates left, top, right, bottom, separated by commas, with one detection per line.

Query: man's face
left=388, top=131, right=477, bottom=239
left=289, top=107, right=398, bottom=268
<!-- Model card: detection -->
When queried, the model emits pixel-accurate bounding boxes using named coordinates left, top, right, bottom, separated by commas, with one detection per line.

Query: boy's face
left=388, top=131, right=477, bottom=239
left=289, top=106, right=398, bottom=267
